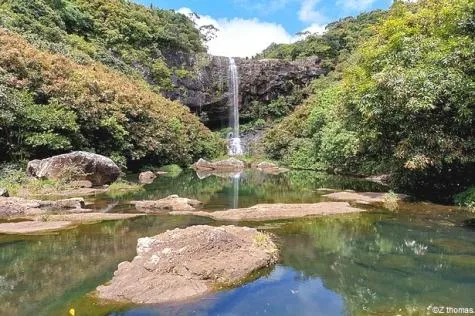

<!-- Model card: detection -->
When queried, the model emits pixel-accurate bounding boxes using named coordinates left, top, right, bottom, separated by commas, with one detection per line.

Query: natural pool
left=0, top=170, right=474, bottom=316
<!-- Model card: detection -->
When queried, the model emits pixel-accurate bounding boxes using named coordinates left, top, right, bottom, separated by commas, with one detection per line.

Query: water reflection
left=231, top=172, right=241, bottom=209
left=0, top=170, right=473, bottom=316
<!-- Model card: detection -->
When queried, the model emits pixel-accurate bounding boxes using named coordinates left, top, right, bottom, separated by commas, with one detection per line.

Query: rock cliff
left=163, top=52, right=325, bottom=128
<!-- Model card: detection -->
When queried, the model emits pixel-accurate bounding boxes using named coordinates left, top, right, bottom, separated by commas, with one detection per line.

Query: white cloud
left=178, top=7, right=295, bottom=57
left=298, top=0, right=327, bottom=24
left=302, top=23, right=326, bottom=35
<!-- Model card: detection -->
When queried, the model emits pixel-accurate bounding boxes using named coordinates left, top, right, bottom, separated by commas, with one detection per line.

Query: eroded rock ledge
left=171, top=202, right=364, bottom=221
left=96, top=225, right=278, bottom=304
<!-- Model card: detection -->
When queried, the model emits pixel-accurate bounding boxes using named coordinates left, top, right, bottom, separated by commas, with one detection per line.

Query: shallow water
left=0, top=170, right=473, bottom=316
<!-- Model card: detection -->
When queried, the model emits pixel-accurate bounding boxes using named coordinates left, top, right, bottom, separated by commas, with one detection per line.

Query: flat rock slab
left=132, top=195, right=202, bottom=213
left=323, top=191, right=408, bottom=203
left=44, top=213, right=145, bottom=223
left=96, top=225, right=278, bottom=304
left=171, top=202, right=364, bottom=221
left=192, top=158, right=245, bottom=171
left=0, top=221, right=73, bottom=234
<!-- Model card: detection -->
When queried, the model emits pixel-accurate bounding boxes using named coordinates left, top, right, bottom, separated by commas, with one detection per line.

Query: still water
left=0, top=170, right=473, bottom=316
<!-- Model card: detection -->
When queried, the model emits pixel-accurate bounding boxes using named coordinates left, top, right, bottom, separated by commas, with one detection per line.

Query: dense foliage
left=264, top=0, right=475, bottom=200
left=0, top=29, right=224, bottom=167
left=242, top=10, right=387, bottom=140
left=0, top=0, right=205, bottom=88
left=257, top=10, right=386, bottom=71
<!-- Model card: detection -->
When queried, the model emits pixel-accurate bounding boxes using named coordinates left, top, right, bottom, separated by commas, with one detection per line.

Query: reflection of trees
left=0, top=215, right=210, bottom=316
left=94, top=170, right=388, bottom=211
left=278, top=214, right=475, bottom=315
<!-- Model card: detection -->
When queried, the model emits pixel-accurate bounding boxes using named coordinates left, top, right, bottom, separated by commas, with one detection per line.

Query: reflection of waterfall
left=228, top=57, right=243, bottom=156
left=232, top=173, right=240, bottom=209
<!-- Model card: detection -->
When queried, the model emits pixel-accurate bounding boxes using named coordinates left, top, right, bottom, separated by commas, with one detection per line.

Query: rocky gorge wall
left=162, top=52, right=326, bottom=129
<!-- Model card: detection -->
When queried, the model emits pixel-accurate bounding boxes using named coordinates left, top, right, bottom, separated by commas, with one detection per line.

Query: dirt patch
left=171, top=202, right=364, bottom=221
left=96, top=225, right=278, bottom=304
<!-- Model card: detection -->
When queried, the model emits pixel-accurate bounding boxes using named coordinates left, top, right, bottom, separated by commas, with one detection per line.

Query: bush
left=454, top=187, right=475, bottom=211
left=0, top=29, right=224, bottom=167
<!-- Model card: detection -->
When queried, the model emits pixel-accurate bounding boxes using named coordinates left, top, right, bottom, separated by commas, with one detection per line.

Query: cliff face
left=163, top=53, right=326, bottom=129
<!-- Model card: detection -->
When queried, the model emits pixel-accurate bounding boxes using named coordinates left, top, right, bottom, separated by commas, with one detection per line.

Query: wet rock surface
left=192, top=158, right=245, bottom=172
left=253, top=162, right=289, bottom=174
left=0, top=221, right=74, bottom=234
left=138, top=171, right=156, bottom=184
left=163, top=52, right=325, bottom=128
left=171, top=202, right=364, bottom=221
left=323, top=191, right=409, bottom=204
left=27, top=151, right=120, bottom=186
left=96, top=225, right=278, bottom=304
left=0, top=197, right=89, bottom=217
left=132, top=195, right=202, bottom=213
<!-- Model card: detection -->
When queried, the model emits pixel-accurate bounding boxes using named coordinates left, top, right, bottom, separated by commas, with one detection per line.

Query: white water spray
left=228, top=57, right=243, bottom=156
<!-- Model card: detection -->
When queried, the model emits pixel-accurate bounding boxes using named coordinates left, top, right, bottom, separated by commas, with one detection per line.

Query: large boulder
left=132, top=195, right=202, bottom=213
left=96, top=225, right=278, bottom=304
left=27, top=151, right=120, bottom=186
left=192, top=158, right=245, bottom=172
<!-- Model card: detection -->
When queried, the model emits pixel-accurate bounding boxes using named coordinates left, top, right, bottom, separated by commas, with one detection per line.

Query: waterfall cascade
left=228, top=57, right=243, bottom=156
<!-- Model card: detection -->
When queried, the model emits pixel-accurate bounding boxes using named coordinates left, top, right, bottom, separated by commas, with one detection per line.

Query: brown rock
left=69, top=180, right=93, bottom=188
left=323, top=191, right=409, bottom=204
left=96, top=225, right=278, bottom=304
left=138, top=171, right=156, bottom=184
left=192, top=158, right=244, bottom=172
left=171, top=202, right=364, bottom=221
left=132, top=195, right=202, bottom=213
left=27, top=151, right=120, bottom=186
left=0, top=221, right=73, bottom=234
left=52, top=198, right=86, bottom=209
left=253, top=161, right=289, bottom=174
left=0, top=197, right=44, bottom=217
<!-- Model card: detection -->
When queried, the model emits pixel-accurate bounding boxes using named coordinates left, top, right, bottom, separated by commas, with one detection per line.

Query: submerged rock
left=132, top=195, right=202, bottom=213
left=138, top=171, right=156, bottom=184
left=96, top=225, right=278, bottom=304
left=192, top=158, right=245, bottom=172
left=27, top=151, right=120, bottom=186
left=172, top=202, right=364, bottom=221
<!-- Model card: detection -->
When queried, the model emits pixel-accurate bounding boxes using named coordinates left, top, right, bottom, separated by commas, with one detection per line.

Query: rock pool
left=0, top=170, right=473, bottom=315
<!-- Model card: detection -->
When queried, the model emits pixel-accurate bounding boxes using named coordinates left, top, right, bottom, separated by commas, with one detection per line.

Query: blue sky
left=134, top=0, right=393, bottom=57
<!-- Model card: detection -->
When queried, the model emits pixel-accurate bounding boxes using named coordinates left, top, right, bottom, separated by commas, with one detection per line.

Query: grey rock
left=0, top=188, right=9, bottom=197
left=27, top=151, right=120, bottom=186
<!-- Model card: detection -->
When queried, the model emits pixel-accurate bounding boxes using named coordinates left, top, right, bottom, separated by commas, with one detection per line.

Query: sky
left=134, top=0, right=393, bottom=57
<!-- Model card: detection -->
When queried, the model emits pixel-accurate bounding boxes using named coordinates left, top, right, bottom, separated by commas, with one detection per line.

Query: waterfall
left=228, top=57, right=243, bottom=156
